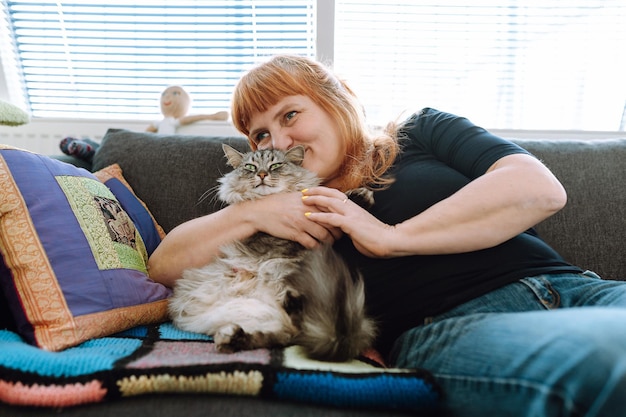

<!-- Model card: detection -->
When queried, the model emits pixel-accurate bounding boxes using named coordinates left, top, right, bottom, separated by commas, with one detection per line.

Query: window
left=332, top=0, right=626, bottom=131
left=0, top=0, right=315, bottom=119
left=1, top=0, right=625, bottom=131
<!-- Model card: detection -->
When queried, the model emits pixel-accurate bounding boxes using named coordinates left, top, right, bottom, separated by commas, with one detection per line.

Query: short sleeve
left=400, top=108, right=531, bottom=179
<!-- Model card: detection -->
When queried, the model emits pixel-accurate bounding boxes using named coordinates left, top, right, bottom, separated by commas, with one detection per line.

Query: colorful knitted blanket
left=0, top=322, right=441, bottom=412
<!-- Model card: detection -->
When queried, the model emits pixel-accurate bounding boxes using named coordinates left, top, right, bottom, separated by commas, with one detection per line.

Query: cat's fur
left=168, top=144, right=377, bottom=362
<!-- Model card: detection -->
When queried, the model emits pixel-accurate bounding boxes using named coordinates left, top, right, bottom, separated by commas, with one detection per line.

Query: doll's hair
left=231, top=55, right=398, bottom=191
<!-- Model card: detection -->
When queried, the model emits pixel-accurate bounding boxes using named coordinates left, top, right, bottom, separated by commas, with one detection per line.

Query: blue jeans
left=389, top=271, right=626, bottom=417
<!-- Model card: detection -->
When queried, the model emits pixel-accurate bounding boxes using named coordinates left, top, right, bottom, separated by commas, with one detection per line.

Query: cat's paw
left=214, top=324, right=253, bottom=353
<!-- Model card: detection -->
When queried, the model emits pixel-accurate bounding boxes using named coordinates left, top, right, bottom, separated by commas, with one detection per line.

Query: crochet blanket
left=0, top=322, right=441, bottom=413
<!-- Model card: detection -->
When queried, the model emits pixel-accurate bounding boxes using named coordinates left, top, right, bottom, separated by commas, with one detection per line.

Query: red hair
left=231, top=55, right=398, bottom=191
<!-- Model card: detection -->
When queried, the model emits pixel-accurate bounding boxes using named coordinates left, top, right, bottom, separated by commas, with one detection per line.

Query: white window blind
left=333, top=1, right=626, bottom=131
left=1, top=0, right=315, bottom=119
left=2, top=1, right=625, bottom=131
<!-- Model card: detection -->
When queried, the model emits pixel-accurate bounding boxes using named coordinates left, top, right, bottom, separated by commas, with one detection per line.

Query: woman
left=148, top=55, right=626, bottom=416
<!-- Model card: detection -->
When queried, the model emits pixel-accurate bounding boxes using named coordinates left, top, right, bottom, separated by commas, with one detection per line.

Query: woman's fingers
left=301, top=186, right=397, bottom=258
left=261, top=191, right=340, bottom=247
left=302, top=186, right=353, bottom=214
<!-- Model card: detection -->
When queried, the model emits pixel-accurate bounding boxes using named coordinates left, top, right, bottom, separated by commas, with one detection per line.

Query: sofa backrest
left=93, top=129, right=626, bottom=281
left=512, top=139, right=626, bottom=280
left=93, top=129, right=250, bottom=234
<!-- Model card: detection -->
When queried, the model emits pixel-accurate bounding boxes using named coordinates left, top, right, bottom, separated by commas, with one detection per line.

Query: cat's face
left=233, top=147, right=302, bottom=195
left=218, top=145, right=319, bottom=204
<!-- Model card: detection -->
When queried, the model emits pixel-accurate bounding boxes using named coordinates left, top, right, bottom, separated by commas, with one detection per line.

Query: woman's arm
left=302, top=152, right=567, bottom=258
left=148, top=191, right=338, bottom=287
left=148, top=203, right=253, bottom=288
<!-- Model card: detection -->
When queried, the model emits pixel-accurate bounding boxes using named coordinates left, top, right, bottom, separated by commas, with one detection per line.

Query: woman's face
left=247, top=95, right=346, bottom=188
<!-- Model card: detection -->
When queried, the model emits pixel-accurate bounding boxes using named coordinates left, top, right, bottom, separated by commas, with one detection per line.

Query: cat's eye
left=243, top=163, right=256, bottom=172
left=269, top=163, right=283, bottom=171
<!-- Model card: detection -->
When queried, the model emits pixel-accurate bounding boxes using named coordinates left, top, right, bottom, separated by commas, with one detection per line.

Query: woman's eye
left=254, top=132, right=270, bottom=144
left=269, top=163, right=283, bottom=171
left=285, top=111, right=297, bottom=121
left=243, top=163, right=256, bottom=172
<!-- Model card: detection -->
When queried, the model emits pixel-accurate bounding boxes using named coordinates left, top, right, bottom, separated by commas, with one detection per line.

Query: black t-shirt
left=334, top=108, right=582, bottom=356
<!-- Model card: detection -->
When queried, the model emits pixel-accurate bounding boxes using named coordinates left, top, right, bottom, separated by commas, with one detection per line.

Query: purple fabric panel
left=1, top=151, right=170, bottom=317
left=3, top=151, right=109, bottom=315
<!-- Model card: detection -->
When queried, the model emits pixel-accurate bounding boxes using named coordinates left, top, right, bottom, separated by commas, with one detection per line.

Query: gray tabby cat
left=168, top=144, right=377, bottom=362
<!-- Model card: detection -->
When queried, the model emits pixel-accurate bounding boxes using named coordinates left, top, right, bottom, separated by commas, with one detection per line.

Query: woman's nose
left=271, top=131, right=293, bottom=150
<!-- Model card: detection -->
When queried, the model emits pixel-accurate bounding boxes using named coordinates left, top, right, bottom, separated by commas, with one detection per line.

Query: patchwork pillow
left=0, top=146, right=171, bottom=351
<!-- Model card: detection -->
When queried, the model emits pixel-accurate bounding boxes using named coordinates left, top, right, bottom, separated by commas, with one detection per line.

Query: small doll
left=146, top=85, right=228, bottom=134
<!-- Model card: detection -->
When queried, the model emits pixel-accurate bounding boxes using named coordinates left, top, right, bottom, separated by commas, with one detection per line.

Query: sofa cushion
left=512, top=138, right=626, bottom=281
left=92, top=128, right=249, bottom=233
left=0, top=146, right=171, bottom=351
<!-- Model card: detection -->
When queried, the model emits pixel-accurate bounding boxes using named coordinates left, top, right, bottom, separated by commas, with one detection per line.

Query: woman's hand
left=301, top=187, right=396, bottom=258
left=250, top=191, right=342, bottom=248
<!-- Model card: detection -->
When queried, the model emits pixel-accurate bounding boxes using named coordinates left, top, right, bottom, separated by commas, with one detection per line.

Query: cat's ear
left=285, top=145, right=306, bottom=166
left=222, top=144, right=245, bottom=168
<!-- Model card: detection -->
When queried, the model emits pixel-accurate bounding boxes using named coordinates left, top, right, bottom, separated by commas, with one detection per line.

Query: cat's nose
left=258, top=171, right=268, bottom=180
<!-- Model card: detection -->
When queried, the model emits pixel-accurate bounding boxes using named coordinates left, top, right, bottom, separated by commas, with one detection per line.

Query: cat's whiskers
left=196, top=184, right=221, bottom=206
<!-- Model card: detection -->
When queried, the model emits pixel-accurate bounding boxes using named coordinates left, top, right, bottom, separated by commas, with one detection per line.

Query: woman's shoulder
left=399, top=107, right=462, bottom=128
left=396, top=107, right=531, bottom=177
left=395, top=107, right=452, bottom=145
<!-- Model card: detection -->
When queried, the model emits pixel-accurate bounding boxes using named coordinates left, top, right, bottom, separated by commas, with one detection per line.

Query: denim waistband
left=422, top=270, right=604, bottom=325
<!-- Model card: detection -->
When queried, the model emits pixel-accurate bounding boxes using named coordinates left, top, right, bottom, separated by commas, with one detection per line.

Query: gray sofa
left=1, top=128, right=625, bottom=417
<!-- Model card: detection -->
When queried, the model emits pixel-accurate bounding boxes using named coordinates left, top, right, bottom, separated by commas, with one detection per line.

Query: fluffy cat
left=168, top=144, right=377, bottom=362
